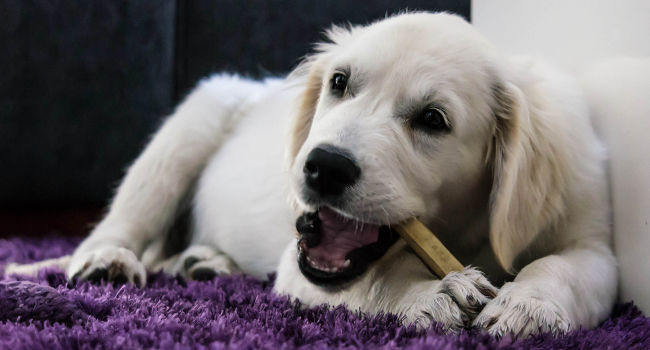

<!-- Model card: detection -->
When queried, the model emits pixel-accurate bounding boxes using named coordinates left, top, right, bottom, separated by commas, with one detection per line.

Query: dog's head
left=287, top=13, right=569, bottom=287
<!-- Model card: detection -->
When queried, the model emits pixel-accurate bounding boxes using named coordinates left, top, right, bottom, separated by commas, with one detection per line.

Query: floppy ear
left=285, top=58, right=327, bottom=219
left=287, top=24, right=356, bottom=166
left=287, top=61, right=324, bottom=167
left=489, top=81, right=569, bottom=273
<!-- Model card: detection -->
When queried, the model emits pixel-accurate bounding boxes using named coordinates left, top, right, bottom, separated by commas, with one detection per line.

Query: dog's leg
left=473, top=242, right=617, bottom=337
left=68, top=75, right=268, bottom=286
left=4, top=256, right=72, bottom=277
left=275, top=241, right=497, bottom=331
left=378, top=244, right=499, bottom=329
left=167, top=244, right=241, bottom=281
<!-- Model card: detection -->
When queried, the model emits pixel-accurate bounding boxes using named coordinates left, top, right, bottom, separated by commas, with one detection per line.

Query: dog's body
left=9, top=13, right=616, bottom=337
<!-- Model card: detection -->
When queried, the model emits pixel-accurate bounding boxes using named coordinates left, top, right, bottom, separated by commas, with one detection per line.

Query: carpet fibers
left=1, top=236, right=649, bottom=349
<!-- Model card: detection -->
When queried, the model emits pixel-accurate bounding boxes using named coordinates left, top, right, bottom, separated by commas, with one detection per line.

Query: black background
left=0, top=0, right=470, bottom=211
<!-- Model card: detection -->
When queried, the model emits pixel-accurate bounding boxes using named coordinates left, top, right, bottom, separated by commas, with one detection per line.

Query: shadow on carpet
left=1, top=236, right=648, bottom=349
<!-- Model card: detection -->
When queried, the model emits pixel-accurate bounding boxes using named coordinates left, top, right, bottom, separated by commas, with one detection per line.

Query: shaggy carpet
left=1, top=236, right=649, bottom=349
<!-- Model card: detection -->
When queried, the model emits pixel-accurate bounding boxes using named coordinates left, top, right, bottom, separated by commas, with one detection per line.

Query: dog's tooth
left=306, top=257, right=343, bottom=273
left=344, top=259, right=351, bottom=267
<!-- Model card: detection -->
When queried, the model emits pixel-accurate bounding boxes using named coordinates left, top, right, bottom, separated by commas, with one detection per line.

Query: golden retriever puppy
left=9, top=12, right=616, bottom=338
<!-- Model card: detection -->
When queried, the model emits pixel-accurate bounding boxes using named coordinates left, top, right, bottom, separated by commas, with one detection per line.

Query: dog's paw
left=409, top=291, right=467, bottom=331
left=172, top=245, right=240, bottom=281
left=439, top=266, right=498, bottom=321
left=402, top=267, right=497, bottom=331
left=473, top=282, right=572, bottom=338
left=68, top=246, right=146, bottom=287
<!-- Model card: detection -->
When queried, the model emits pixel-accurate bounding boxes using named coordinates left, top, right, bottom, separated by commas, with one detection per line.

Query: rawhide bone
left=394, top=218, right=464, bottom=278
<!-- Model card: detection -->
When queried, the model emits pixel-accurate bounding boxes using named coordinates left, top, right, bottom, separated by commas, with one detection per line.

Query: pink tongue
left=304, top=208, right=380, bottom=268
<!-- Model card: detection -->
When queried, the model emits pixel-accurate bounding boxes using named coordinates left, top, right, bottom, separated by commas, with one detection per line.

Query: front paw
left=473, top=282, right=572, bottom=338
left=170, top=245, right=240, bottom=281
left=439, top=266, right=498, bottom=321
left=409, top=291, right=467, bottom=331
left=67, top=246, right=146, bottom=287
left=405, top=267, right=498, bottom=331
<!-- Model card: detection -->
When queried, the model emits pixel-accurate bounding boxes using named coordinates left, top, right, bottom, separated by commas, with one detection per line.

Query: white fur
left=5, top=13, right=616, bottom=338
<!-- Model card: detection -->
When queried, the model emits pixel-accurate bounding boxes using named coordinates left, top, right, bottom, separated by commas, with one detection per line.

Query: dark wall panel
left=175, top=0, right=470, bottom=99
left=0, top=0, right=176, bottom=208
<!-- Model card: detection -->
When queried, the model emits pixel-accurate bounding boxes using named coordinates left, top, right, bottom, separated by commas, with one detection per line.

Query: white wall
left=581, top=57, right=650, bottom=314
left=472, top=0, right=650, bottom=73
left=472, top=1, right=650, bottom=313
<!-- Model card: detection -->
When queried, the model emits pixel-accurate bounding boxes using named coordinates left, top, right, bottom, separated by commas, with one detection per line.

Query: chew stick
left=394, top=218, right=464, bottom=278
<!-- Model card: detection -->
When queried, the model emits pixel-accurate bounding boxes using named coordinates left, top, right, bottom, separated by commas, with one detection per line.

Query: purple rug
left=1, top=236, right=649, bottom=349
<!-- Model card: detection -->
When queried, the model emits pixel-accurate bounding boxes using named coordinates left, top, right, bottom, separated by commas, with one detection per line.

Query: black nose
left=303, top=146, right=361, bottom=197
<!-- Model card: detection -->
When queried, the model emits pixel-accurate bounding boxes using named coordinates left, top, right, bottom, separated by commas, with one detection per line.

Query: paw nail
left=112, top=273, right=128, bottom=285
left=476, top=284, right=497, bottom=298
left=184, top=257, right=200, bottom=270
left=191, top=268, right=217, bottom=281
left=87, top=268, right=108, bottom=284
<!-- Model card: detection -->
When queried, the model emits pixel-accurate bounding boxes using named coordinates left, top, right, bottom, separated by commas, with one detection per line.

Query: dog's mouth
left=296, top=207, right=399, bottom=287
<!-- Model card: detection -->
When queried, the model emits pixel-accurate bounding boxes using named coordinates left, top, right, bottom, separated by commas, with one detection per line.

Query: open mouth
left=296, top=207, right=399, bottom=287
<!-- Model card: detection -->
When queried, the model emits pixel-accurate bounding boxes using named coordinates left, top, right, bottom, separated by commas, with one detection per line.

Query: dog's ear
left=287, top=24, right=356, bottom=167
left=489, top=81, right=569, bottom=273
left=287, top=61, right=324, bottom=167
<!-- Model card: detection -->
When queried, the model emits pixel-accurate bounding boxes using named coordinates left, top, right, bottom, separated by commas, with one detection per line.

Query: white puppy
left=8, top=13, right=616, bottom=337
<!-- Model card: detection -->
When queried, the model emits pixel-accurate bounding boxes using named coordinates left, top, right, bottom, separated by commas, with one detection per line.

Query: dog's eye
left=330, top=73, right=348, bottom=97
left=412, top=108, right=449, bottom=132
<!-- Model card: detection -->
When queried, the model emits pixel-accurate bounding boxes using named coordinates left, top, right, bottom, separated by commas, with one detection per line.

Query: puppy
left=9, top=12, right=617, bottom=337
